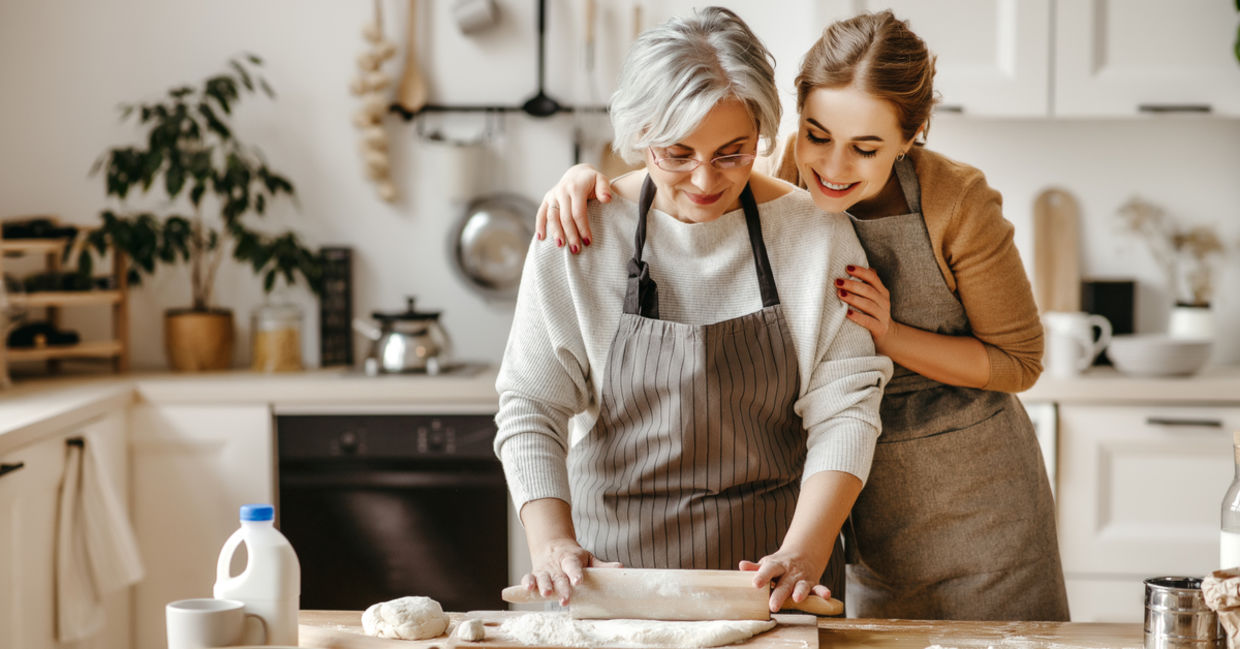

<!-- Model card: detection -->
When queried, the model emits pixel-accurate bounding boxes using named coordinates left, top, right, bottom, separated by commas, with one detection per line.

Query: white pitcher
left=1043, top=311, right=1112, bottom=378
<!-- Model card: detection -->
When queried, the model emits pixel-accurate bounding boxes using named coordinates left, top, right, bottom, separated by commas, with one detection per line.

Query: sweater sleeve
left=940, top=173, right=1044, bottom=392
left=493, top=238, right=593, bottom=513
left=796, top=215, right=891, bottom=486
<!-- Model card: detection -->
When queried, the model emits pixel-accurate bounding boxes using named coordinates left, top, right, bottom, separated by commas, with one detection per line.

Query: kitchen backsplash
left=3, top=0, right=1238, bottom=370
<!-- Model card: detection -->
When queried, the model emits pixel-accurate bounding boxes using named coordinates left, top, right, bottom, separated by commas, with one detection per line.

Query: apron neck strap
left=893, top=156, right=922, bottom=214
left=624, top=175, right=780, bottom=317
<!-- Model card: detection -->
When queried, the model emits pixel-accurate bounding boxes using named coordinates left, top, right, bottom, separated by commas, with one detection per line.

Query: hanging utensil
left=520, top=0, right=564, bottom=118
left=450, top=193, right=538, bottom=299
left=394, top=0, right=428, bottom=116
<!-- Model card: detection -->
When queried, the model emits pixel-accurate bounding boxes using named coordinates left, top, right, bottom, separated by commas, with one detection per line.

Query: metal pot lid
left=372, top=297, right=441, bottom=322
left=451, top=193, right=537, bottom=299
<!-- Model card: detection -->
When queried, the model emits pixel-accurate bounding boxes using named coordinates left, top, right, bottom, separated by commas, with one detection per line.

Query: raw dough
left=499, top=612, right=776, bottom=648
left=361, top=595, right=449, bottom=640
left=456, top=618, right=486, bottom=642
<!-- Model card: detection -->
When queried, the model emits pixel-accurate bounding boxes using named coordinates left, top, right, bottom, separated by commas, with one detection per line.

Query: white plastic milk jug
left=213, top=503, right=301, bottom=645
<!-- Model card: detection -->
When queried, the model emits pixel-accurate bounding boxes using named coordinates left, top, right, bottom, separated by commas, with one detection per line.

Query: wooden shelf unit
left=0, top=216, right=129, bottom=374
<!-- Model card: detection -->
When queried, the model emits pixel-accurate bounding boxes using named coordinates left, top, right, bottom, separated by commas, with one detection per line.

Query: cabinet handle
left=1138, top=104, right=1212, bottom=114
left=1146, top=417, right=1223, bottom=428
left=0, top=462, right=25, bottom=478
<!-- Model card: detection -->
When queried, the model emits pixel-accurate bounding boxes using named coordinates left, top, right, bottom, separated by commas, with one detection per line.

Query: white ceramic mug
left=1043, top=311, right=1112, bottom=378
left=166, top=598, right=267, bottom=649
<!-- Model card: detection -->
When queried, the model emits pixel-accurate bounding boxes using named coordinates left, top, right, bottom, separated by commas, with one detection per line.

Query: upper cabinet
left=817, top=0, right=1240, bottom=117
left=1054, top=0, right=1240, bottom=117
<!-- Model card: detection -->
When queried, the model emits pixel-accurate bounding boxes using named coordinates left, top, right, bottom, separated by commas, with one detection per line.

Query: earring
left=896, top=151, right=907, bottom=161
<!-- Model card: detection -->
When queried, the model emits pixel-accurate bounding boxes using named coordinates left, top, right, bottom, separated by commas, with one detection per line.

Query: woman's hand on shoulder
left=536, top=164, right=613, bottom=254
left=836, top=265, right=896, bottom=350
left=739, top=555, right=831, bottom=613
left=521, top=538, right=622, bottom=605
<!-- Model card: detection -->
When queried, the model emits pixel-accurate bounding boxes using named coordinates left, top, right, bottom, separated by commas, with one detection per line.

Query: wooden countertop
left=298, top=611, right=1145, bottom=649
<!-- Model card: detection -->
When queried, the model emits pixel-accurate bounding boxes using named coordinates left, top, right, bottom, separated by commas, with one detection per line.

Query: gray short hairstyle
left=609, top=6, right=780, bottom=164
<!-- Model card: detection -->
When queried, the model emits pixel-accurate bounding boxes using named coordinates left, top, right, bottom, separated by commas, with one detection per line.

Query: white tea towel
left=55, top=436, right=144, bottom=642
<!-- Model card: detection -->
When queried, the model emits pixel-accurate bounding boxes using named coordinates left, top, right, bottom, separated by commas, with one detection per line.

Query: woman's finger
left=846, top=265, right=889, bottom=298
left=534, top=571, right=555, bottom=597
left=738, top=560, right=760, bottom=572
left=594, top=174, right=613, bottom=204
left=553, top=191, right=582, bottom=252
left=811, top=584, right=831, bottom=600
left=551, top=572, right=574, bottom=604
left=536, top=197, right=550, bottom=241
left=768, top=578, right=795, bottom=612
left=790, top=580, right=813, bottom=603
left=545, top=200, right=566, bottom=249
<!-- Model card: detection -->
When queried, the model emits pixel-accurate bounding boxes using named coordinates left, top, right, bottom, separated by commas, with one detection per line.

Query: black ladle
left=521, top=0, right=564, bottom=117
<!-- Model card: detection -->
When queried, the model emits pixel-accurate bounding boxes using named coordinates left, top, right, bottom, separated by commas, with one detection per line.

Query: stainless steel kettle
left=352, top=297, right=452, bottom=375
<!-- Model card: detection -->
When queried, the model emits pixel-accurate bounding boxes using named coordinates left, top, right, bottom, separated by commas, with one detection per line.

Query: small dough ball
left=361, top=596, right=449, bottom=640
left=456, top=618, right=486, bottom=642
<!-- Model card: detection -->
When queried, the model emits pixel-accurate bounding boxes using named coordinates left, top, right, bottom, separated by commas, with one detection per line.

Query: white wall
left=2, top=0, right=1238, bottom=370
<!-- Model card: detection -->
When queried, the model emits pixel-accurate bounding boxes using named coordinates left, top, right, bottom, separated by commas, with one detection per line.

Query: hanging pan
left=450, top=193, right=538, bottom=299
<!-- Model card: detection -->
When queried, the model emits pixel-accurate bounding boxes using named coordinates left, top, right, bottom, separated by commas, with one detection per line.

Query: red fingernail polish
left=839, top=289, right=848, bottom=297
left=583, top=238, right=591, bottom=246
left=846, top=265, right=855, bottom=273
left=556, top=238, right=563, bottom=247
left=537, top=232, right=545, bottom=241
left=571, top=245, right=579, bottom=254
left=834, top=278, right=844, bottom=287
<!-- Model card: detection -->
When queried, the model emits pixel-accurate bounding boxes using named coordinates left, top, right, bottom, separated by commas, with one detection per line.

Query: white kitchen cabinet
left=817, top=0, right=1052, bottom=116
left=1057, top=404, right=1240, bottom=622
left=815, top=0, right=1239, bottom=117
left=1055, top=0, right=1240, bottom=117
left=129, top=402, right=274, bottom=649
left=0, top=410, right=130, bottom=649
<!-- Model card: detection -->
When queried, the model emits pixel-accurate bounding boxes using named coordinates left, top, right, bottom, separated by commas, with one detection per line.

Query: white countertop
left=4, top=362, right=1238, bottom=455
left=1021, top=364, right=1240, bottom=404
left=0, top=365, right=501, bottom=454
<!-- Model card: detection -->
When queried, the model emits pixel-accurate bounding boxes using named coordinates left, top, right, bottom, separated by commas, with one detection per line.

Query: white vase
left=1168, top=303, right=1215, bottom=340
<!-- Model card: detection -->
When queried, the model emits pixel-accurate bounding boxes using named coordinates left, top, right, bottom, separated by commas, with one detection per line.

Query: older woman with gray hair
left=495, top=6, right=890, bottom=613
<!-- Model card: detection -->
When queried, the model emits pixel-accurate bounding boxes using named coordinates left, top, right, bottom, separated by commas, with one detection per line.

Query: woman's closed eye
left=804, top=131, right=879, bottom=158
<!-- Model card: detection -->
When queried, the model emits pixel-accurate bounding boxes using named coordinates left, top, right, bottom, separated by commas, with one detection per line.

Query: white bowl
left=1106, top=334, right=1212, bottom=377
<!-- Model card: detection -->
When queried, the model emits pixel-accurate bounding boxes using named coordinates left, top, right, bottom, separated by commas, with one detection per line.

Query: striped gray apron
left=844, top=158, right=1069, bottom=620
left=568, top=177, right=845, bottom=597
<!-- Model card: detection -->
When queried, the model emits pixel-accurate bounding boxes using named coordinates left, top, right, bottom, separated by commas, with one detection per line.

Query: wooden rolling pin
left=502, top=567, right=844, bottom=620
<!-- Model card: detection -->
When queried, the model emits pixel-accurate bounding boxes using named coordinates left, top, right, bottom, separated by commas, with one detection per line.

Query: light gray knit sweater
left=494, top=182, right=891, bottom=512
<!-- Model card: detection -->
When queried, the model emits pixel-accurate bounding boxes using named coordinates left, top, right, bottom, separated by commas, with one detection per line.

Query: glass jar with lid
left=251, top=303, right=303, bottom=372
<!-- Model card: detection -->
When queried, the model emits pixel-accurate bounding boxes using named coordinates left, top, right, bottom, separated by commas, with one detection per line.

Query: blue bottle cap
left=240, top=504, right=274, bottom=521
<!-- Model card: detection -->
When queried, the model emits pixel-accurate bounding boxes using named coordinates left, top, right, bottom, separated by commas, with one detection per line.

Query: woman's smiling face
left=795, top=85, right=916, bottom=214
left=645, top=98, right=758, bottom=223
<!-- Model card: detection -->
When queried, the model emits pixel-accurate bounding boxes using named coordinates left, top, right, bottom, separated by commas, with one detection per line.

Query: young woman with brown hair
left=534, top=10, right=1068, bottom=621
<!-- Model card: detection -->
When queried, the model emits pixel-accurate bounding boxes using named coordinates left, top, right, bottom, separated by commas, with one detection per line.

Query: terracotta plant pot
left=165, top=309, right=235, bottom=371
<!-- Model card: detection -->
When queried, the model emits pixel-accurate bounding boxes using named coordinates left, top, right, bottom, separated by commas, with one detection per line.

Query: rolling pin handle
left=501, top=585, right=547, bottom=604
left=785, top=595, right=844, bottom=617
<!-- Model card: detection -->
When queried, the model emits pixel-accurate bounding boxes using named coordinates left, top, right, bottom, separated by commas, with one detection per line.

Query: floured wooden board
left=299, top=610, right=818, bottom=649
left=816, top=618, right=1143, bottom=649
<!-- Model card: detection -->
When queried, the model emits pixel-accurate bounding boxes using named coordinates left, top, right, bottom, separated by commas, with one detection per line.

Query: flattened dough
left=361, top=595, right=449, bottom=640
left=499, top=612, right=777, bottom=648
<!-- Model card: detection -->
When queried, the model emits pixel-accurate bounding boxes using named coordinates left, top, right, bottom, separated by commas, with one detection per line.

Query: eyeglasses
left=650, top=150, right=757, bottom=173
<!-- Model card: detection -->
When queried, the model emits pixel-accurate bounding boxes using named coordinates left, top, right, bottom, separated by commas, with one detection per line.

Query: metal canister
left=1145, top=576, right=1225, bottom=649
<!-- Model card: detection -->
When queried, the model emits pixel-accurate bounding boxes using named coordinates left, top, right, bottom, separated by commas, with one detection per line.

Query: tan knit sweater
left=774, top=139, right=1043, bottom=392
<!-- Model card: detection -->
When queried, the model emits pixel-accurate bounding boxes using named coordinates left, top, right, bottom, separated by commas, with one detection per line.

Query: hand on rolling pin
left=739, top=552, right=831, bottom=614
left=523, top=538, right=622, bottom=605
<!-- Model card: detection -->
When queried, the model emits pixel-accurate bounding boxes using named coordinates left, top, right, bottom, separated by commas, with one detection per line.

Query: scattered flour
left=499, top=612, right=777, bottom=648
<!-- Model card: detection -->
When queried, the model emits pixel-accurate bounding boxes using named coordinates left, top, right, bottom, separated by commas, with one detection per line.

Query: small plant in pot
left=86, top=54, right=323, bottom=370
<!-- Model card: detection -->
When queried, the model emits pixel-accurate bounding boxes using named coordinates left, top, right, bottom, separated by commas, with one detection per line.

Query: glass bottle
left=251, top=303, right=303, bottom=372
left=1221, top=431, right=1240, bottom=569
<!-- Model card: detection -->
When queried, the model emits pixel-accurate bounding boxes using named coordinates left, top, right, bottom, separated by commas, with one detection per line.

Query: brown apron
left=568, top=176, right=846, bottom=596
left=844, top=158, right=1069, bottom=620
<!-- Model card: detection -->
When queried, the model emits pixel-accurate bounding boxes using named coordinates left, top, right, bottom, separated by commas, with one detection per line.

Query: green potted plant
left=86, top=54, right=322, bottom=370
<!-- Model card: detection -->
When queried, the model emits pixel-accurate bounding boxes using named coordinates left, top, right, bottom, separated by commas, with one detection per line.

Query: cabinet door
left=0, top=410, right=128, bottom=649
left=0, top=434, right=62, bottom=649
left=129, top=403, right=274, bottom=649
left=1057, top=405, right=1240, bottom=578
left=1055, top=0, right=1240, bottom=116
left=814, top=0, right=1052, bottom=116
